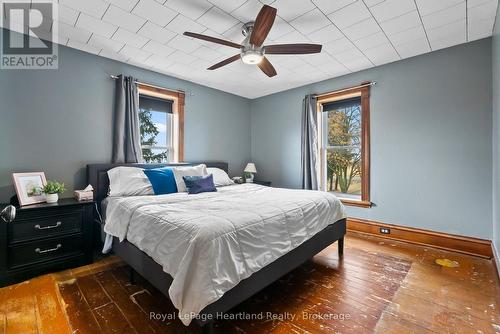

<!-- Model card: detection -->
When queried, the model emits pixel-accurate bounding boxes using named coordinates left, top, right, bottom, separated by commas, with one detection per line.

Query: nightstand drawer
left=8, top=212, right=82, bottom=244
left=8, top=235, right=84, bottom=269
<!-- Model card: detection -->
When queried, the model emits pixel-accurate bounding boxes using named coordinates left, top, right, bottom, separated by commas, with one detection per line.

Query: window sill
left=339, top=199, right=372, bottom=208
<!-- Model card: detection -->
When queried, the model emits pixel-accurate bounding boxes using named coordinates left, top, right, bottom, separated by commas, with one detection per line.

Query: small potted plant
left=42, top=181, right=66, bottom=203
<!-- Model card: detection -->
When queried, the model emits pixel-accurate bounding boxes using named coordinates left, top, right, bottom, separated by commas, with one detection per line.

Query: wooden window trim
left=317, top=82, right=371, bottom=207
left=138, top=83, right=185, bottom=162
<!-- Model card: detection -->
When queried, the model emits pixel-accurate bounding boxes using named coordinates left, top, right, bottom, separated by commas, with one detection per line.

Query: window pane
left=139, top=105, right=172, bottom=163
left=325, top=103, right=362, bottom=199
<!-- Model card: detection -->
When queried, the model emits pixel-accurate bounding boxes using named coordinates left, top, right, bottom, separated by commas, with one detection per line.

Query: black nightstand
left=0, top=199, right=94, bottom=286
left=253, top=180, right=272, bottom=186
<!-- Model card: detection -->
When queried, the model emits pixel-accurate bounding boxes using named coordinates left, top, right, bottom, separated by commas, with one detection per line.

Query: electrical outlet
left=380, top=227, right=390, bottom=234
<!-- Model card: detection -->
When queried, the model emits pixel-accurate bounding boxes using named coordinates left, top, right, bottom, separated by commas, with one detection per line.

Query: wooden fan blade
left=250, top=5, right=277, bottom=47
left=257, top=57, right=277, bottom=77
left=208, top=54, right=241, bottom=70
left=264, top=44, right=322, bottom=54
left=184, top=32, right=242, bottom=49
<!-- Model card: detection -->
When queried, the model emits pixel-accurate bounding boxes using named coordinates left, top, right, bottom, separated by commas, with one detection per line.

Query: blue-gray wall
left=250, top=39, right=493, bottom=240
left=493, top=7, right=500, bottom=259
left=0, top=39, right=251, bottom=203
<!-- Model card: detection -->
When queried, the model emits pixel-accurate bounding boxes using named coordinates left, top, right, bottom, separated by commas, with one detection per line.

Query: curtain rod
left=109, top=75, right=192, bottom=96
left=314, top=81, right=376, bottom=98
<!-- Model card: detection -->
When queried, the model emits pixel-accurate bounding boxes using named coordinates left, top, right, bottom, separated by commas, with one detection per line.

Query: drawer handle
left=35, top=244, right=62, bottom=254
left=34, top=221, right=62, bottom=230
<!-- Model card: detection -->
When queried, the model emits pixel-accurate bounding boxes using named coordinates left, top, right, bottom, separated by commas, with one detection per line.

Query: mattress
left=103, top=183, right=346, bottom=325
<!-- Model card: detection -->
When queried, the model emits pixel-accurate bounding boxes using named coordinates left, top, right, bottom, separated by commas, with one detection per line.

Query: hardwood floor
left=0, top=232, right=498, bottom=333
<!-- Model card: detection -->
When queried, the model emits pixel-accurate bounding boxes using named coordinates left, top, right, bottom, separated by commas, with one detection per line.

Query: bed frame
left=87, top=162, right=346, bottom=334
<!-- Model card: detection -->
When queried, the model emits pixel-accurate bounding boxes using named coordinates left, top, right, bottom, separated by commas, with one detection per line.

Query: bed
left=87, top=162, right=346, bottom=333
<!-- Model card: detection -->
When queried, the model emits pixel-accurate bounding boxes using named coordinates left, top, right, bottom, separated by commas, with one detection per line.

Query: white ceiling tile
left=272, top=0, right=316, bottom=21
left=274, top=30, right=311, bottom=43
left=343, top=17, right=381, bottom=40
left=290, top=9, right=330, bottom=35
left=318, top=59, right=350, bottom=75
left=191, top=45, right=224, bottom=61
left=338, top=52, right=373, bottom=71
left=102, top=5, right=147, bottom=33
left=166, top=14, right=206, bottom=35
left=429, top=32, right=466, bottom=51
left=58, top=5, right=79, bottom=26
left=467, top=0, right=494, bottom=8
left=421, top=2, right=465, bottom=30
left=468, top=0, right=498, bottom=21
left=165, top=0, right=213, bottom=20
left=105, top=0, right=140, bottom=12
left=167, top=34, right=201, bottom=53
left=328, top=1, right=371, bottom=29
left=137, top=22, right=176, bottom=44
left=208, top=0, right=246, bottom=12
left=76, top=13, right=118, bottom=38
left=307, top=24, right=343, bottom=43
left=120, top=44, right=152, bottom=61
left=231, top=0, right=263, bottom=22
left=167, top=50, right=197, bottom=64
left=222, top=24, right=245, bottom=42
left=197, top=6, right=239, bottom=34
left=303, top=51, right=338, bottom=66
left=88, top=34, right=124, bottom=52
left=370, top=0, right=416, bottom=22
left=112, top=27, right=150, bottom=48
left=292, top=62, right=318, bottom=75
left=58, top=22, right=92, bottom=43
left=144, top=54, right=174, bottom=69
left=190, top=58, right=213, bottom=70
left=415, top=0, right=463, bottom=16
left=323, top=37, right=356, bottom=55
left=395, top=37, right=430, bottom=58
left=312, top=0, right=357, bottom=15
left=388, top=25, right=427, bottom=45
left=67, top=40, right=102, bottom=54
left=468, top=16, right=495, bottom=41
left=426, top=19, right=465, bottom=43
left=142, top=40, right=175, bottom=56
left=354, top=31, right=389, bottom=50
left=132, top=0, right=178, bottom=26
left=333, top=47, right=366, bottom=62
left=364, top=0, right=385, bottom=6
left=60, top=0, right=109, bottom=19
left=267, top=17, right=296, bottom=40
left=363, top=43, right=399, bottom=65
left=100, top=49, right=130, bottom=62
left=380, top=10, right=421, bottom=35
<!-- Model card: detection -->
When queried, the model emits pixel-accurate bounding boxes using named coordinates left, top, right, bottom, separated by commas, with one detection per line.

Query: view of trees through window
left=325, top=102, right=362, bottom=200
left=139, top=107, right=172, bottom=163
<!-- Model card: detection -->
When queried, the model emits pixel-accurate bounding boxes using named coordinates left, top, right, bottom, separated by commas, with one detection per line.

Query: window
left=139, top=95, right=173, bottom=163
left=138, top=84, right=185, bottom=163
left=317, top=83, right=370, bottom=207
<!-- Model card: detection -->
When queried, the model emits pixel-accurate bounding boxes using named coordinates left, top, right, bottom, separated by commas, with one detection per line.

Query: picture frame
left=12, top=172, right=47, bottom=206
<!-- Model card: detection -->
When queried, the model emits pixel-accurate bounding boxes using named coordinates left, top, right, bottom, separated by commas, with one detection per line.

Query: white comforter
left=103, top=184, right=346, bottom=325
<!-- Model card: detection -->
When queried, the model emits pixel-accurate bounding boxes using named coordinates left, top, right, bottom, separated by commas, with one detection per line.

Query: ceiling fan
left=183, top=5, right=322, bottom=78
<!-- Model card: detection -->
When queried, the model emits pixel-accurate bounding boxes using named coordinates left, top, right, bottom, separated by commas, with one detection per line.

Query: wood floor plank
left=1, top=234, right=498, bottom=334
left=94, top=270, right=159, bottom=333
left=76, top=274, right=112, bottom=310
left=93, top=303, right=136, bottom=334
left=57, top=279, right=102, bottom=334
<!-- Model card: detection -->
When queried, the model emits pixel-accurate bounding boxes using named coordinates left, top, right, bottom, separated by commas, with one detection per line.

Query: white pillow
left=107, top=166, right=153, bottom=197
left=207, top=167, right=234, bottom=187
left=171, top=164, right=208, bottom=192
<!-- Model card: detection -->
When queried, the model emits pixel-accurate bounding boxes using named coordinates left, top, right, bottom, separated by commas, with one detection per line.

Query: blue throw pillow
left=143, top=167, right=178, bottom=195
left=183, top=174, right=217, bottom=194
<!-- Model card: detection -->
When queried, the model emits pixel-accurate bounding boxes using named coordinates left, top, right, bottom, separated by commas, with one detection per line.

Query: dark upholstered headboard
left=87, top=162, right=228, bottom=205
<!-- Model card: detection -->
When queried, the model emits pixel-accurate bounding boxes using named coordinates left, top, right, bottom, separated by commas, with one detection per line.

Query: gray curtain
left=112, top=75, right=143, bottom=163
left=301, top=94, right=319, bottom=190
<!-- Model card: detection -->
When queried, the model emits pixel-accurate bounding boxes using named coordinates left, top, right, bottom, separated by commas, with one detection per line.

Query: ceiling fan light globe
left=241, top=51, right=264, bottom=65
